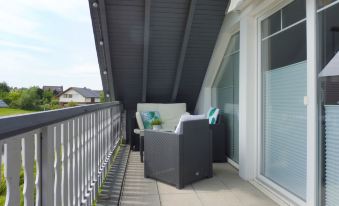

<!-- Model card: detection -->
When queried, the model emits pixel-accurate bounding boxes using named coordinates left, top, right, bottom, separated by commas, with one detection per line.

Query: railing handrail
left=0, top=101, right=122, bottom=140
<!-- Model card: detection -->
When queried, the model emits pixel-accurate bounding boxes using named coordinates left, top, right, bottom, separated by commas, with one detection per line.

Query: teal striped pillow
left=140, top=111, right=161, bottom=129
left=207, top=107, right=219, bottom=125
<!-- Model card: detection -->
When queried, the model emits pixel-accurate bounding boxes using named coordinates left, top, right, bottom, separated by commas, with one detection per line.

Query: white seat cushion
left=174, top=114, right=207, bottom=134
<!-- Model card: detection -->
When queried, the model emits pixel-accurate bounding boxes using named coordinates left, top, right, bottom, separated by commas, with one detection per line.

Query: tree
left=17, top=87, right=42, bottom=110
left=42, top=90, right=53, bottom=104
left=0, top=82, right=10, bottom=101
left=100, top=91, right=105, bottom=102
left=0, top=82, right=10, bottom=93
left=7, top=89, right=22, bottom=108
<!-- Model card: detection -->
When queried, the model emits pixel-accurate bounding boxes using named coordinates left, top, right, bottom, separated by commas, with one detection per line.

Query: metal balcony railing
left=0, top=102, right=123, bottom=206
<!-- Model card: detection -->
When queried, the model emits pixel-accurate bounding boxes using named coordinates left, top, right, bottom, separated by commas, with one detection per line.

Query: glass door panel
left=212, top=32, right=240, bottom=163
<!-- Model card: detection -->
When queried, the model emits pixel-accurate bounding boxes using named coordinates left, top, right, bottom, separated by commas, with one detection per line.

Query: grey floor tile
left=120, top=195, right=161, bottom=206
left=160, top=193, right=203, bottom=206
left=157, top=181, right=194, bottom=194
left=119, top=152, right=278, bottom=206
left=196, top=190, right=242, bottom=206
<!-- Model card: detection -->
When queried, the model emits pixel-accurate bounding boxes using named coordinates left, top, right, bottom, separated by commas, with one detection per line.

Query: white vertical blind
left=324, top=105, right=339, bottom=206
left=263, top=61, right=307, bottom=200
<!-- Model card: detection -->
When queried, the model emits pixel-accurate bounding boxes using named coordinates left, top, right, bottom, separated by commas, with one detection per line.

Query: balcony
left=0, top=0, right=312, bottom=205
left=0, top=103, right=277, bottom=206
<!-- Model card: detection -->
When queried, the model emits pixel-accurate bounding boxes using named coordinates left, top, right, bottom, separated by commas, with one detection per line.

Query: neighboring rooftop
left=43, top=86, right=64, bottom=95
left=0, top=100, right=9, bottom=108
left=58, top=87, right=101, bottom=98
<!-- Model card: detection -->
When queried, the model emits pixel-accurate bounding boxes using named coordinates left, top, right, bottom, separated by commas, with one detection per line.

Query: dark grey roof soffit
left=89, top=0, right=229, bottom=111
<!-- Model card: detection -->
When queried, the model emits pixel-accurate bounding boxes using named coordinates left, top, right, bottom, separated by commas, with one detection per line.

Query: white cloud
left=0, top=0, right=102, bottom=90
left=0, top=40, right=51, bottom=53
left=21, top=0, right=90, bottom=22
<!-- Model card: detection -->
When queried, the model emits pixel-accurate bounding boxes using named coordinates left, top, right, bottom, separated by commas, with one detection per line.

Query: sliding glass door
left=212, top=32, right=239, bottom=163
left=317, top=1, right=339, bottom=205
left=260, top=0, right=307, bottom=200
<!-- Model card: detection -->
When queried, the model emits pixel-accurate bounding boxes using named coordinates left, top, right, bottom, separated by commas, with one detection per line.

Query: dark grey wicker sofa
left=144, top=119, right=212, bottom=189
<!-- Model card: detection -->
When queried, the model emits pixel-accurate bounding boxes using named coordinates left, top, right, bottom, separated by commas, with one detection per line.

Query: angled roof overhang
left=89, top=0, right=229, bottom=111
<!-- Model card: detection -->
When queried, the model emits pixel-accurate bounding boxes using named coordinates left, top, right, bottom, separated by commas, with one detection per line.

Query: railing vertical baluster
left=84, top=114, right=89, bottom=204
left=98, top=111, right=103, bottom=186
left=0, top=141, right=3, bottom=197
left=90, top=112, right=95, bottom=201
left=73, top=118, right=78, bottom=206
left=103, top=109, right=107, bottom=176
left=4, top=136, right=21, bottom=206
left=35, top=133, right=41, bottom=206
left=80, top=115, right=85, bottom=204
left=86, top=113, right=92, bottom=203
left=54, top=124, right=62, bottom=206
left=68, top=119, right=74, bottom=206
left=62, top=121, right=69, bottom=206
left=22, top=132, right=35, bottom=206
left=94, top=111, right=99, bottom=195
left=41, top=126, right=55, bottom=205
left=89, top=113, right=93, bottom=202
left=109, top=109, right=112, bottom=155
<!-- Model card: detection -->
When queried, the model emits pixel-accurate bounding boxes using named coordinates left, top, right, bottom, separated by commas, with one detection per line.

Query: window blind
left=324, top=105, right=339, bottom=206
left=262, top=61, right=307, bottom=200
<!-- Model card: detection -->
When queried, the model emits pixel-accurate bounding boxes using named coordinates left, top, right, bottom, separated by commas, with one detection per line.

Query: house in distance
left=57, top=87, right=101, bottom=106
left=42, top=86, right=63, bottom=96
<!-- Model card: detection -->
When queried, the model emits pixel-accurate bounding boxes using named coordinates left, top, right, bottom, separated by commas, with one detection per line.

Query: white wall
left=85, top=97, right=101, bottom=103
left=195, top=11, right=240, bottom=115
left=59, top=89, right=86, bottom=103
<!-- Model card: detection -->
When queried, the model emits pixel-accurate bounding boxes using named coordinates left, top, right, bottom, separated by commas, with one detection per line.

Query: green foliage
left=7, top=89, right=22, bottom=107
left=0, top=82, right=10, bottom=102
left=0, top=82, right=10, bottom=93
left=42, top=90, right=53, bottom=104
left=100, top=91, right=105, bottom=103
left=151, top=119, right=162, bottom=125
left=0, top=82, right=62, bottom=111
left=18, top=87, right=42, bottom=110
left=65, top=101, right=78, bottom=107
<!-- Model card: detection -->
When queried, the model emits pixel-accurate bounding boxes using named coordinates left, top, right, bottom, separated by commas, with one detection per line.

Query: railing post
left=22, top=132, right=35, bottom=206
left=35, top=133, right=41, bottom=206
left=122, top=110, right=126, bottom=143
left=4, top=136, right=21, bottom=206
left=73, top=118, right=79, bottom=206
left=41, top=125, right=55, bottom=205
left=62, top=121, right=69, bottom=206
left=54, top=124, right=62, bottom=206
left=68, top=119, right=74, bottom=206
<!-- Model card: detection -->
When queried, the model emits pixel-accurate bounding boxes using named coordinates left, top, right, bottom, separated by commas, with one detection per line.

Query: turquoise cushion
left=140, top=111, right=161, bottom=129
left=207, top=107, right=219, bottom=125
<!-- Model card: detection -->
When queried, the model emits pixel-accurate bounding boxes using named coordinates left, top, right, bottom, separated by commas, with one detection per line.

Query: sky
left=0, top=0, right=102, bottom=90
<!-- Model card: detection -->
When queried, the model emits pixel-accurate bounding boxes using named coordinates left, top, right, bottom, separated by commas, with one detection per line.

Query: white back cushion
left=174, top=114, right=207, bottom=134
left=137, top=103, right=186, bottom=131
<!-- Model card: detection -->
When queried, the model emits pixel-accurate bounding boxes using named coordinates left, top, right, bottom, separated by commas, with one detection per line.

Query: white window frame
left=255, top=0, right=317, bottom=205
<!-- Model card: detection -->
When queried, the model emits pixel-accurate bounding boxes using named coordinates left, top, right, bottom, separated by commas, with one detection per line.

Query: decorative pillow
left=207, top=107, right=219, bottom=125
left=174, top=114, right=206, bottom=134
left=140, top=111, right=161, bottom=129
